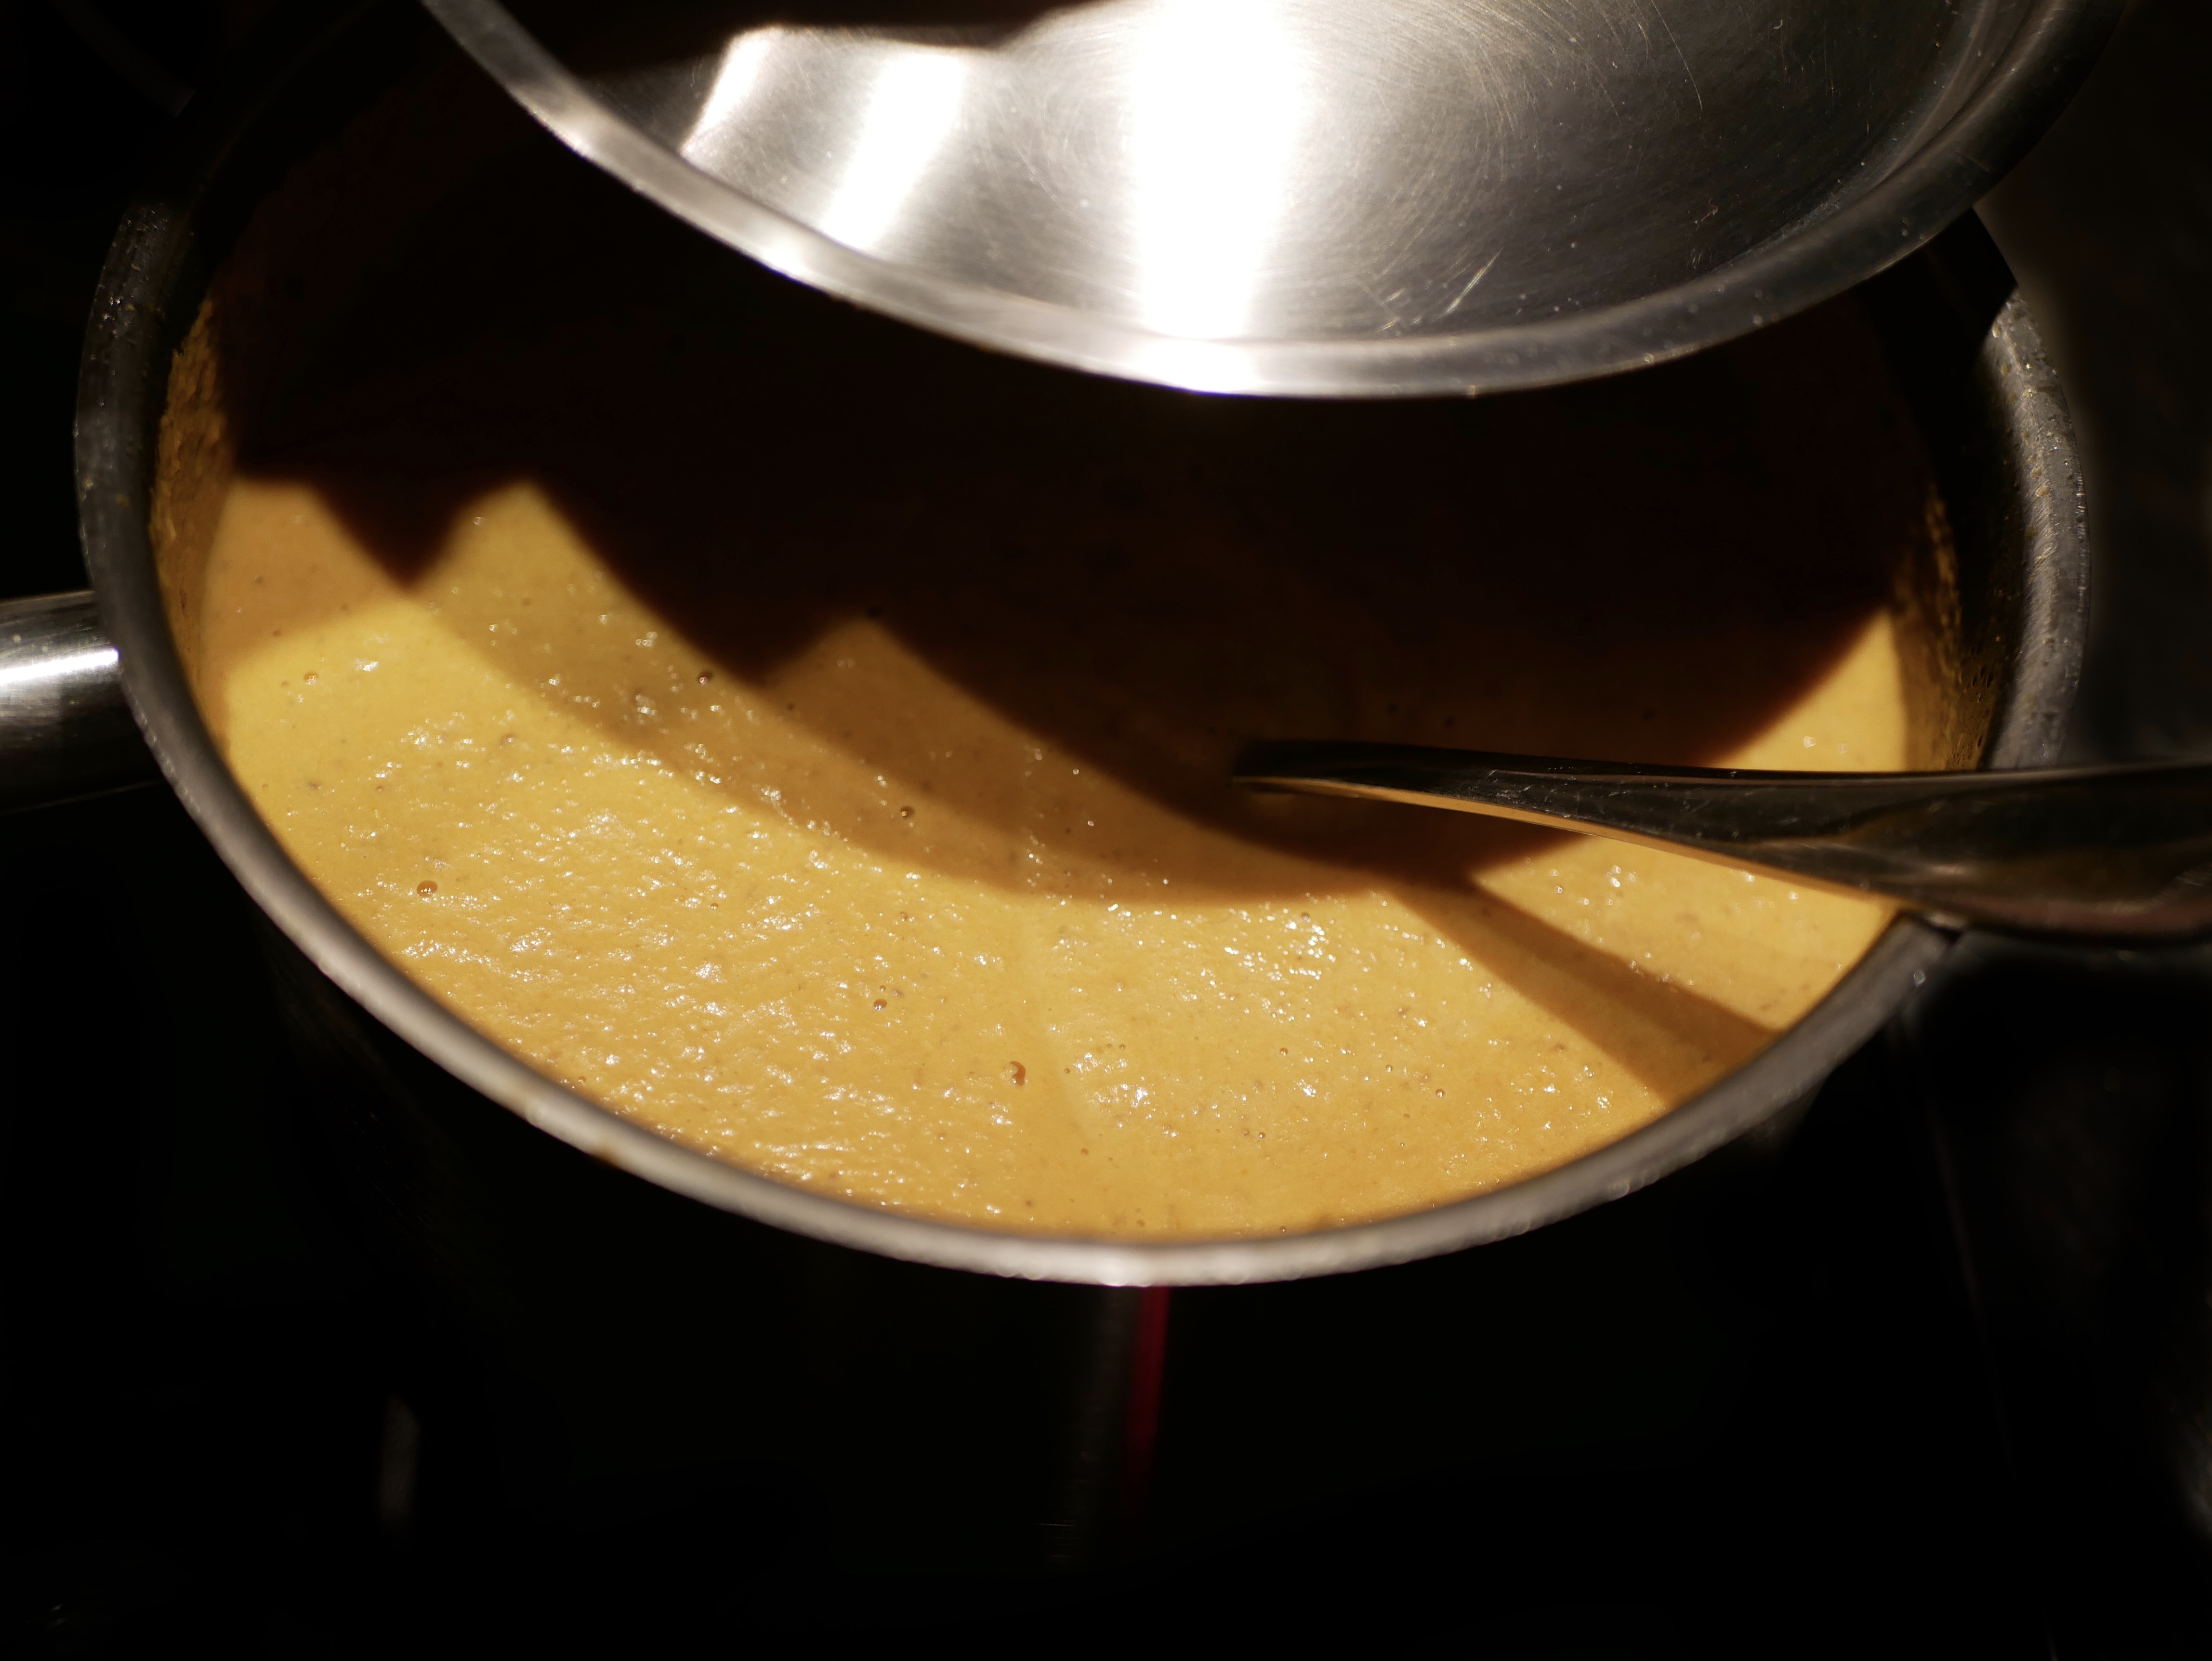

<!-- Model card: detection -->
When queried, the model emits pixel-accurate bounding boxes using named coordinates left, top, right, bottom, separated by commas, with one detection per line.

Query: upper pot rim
left=70, top=0, right=2088, bottom=1285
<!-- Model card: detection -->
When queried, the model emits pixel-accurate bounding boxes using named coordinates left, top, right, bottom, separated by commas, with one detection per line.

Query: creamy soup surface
left=174, top=139, right=1936, bottom=1237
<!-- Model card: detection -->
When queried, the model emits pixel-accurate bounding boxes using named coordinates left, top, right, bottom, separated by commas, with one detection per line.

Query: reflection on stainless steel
left=422, top=0, right=2118, bottom=394
left=0, top=590, right=154, bottom=815
left=1235, top=744, right=2212, bottom=940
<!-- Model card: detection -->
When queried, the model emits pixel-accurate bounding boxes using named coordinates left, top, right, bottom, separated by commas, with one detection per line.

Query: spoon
left=1231, top=741, right=2212, bottom=941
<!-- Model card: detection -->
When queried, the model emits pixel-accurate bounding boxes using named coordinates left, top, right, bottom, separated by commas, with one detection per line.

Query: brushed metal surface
left=0, top=590, right=154, bottom=815
left=421, top=0, right=2119, bottom=394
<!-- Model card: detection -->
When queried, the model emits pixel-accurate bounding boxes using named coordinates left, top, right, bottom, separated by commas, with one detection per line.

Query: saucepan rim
left=73, top=0, right=2086, bottom=1285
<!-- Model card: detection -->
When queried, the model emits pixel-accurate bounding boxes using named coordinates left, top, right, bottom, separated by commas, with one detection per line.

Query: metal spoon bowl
left=1235, top=742, right=2212, bottom=941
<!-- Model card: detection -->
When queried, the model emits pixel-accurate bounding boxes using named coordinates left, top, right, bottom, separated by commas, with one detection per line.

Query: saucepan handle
left=0, top=589, right=158, bottom=814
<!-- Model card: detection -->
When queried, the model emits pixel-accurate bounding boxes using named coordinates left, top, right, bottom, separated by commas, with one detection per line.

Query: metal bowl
left=424, top=0, right=2118, bottom=395
left=73, top=1, right=2084, bottom=1286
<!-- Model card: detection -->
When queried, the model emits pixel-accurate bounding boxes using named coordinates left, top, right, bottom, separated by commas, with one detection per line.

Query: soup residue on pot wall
left=156, top=88, right=1948, bottom=1238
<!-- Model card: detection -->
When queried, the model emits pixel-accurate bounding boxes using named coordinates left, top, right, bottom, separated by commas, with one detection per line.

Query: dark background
left=3, top=0, right=2211, bottom=1652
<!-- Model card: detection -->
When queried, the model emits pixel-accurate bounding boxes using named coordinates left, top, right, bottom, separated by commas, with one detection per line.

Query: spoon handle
left=1232, top=742, right=2212, bottom=942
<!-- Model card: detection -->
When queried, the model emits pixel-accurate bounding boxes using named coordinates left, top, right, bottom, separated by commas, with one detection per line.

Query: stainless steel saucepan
left=0, top=0, right=2087, bottom=1288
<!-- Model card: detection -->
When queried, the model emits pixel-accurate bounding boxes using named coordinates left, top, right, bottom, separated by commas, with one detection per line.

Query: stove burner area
left=5, top=2, right=2212, bottom=1654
